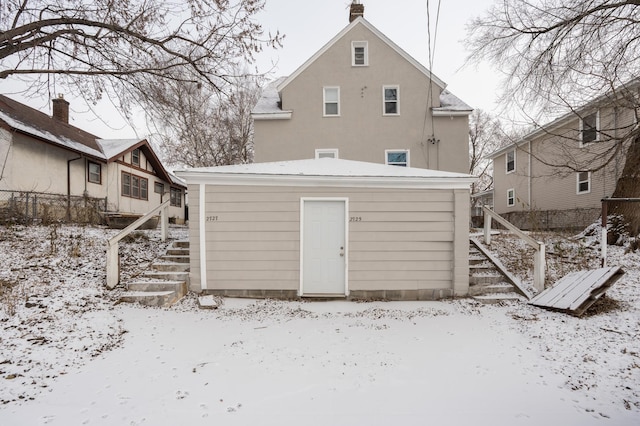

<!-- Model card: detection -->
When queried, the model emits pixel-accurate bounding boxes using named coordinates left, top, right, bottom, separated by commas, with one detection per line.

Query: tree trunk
left=610, top=137, right=640, bottom=237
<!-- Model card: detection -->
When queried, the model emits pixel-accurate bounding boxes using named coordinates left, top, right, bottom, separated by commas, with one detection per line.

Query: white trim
left=351, top=41, right=368, bottom=66
left=251, top=111, right=292, bottom=120
left=299, top=198, right=349, bottom=297
left=382, top=85, right=400, bottom=116
left=506, top=149, right=516, bottom=174
left=507, top=188, right=515, bottom=207
left=315, top=148, right=339, bottom=159
left=576, top=171, right=591, bottom=194
left=431, top=109, right=472, bottom=117
left=579, top=110, right=600, bottom=146
left=323, top=86, right=340, bottom=117
left=277, top=18, right=446, bottom=93
left=198, top=183, right=207, bottom=290
left=385, top=149, right=410, bottom=167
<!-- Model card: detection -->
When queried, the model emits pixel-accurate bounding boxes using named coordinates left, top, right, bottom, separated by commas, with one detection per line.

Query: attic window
left=132, top=148, right=141, bottom=166
left=352, top=41, right=368, bottom=66
left=506, top=149, right=515, bottom=173
left=581, top=111, right=599, bottom=145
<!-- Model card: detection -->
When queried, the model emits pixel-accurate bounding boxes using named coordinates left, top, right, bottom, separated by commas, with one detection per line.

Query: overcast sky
left=0, top=0, right=499, bottom=140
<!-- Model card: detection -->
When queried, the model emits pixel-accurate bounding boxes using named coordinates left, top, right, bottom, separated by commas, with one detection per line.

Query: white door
left=302, top=200, right=346, bottom=295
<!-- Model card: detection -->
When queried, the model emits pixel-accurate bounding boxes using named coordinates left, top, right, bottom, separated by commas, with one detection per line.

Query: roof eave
left=251, top=111, right=293, bottom=120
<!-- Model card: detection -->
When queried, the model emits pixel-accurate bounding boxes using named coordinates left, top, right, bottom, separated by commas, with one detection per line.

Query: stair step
left=151, top=262, right=190, bottom=272
left=127, top=280, right=186, bottom=292
left=119, top=290, right=182, bottom=307
left=472, top=293, right=522, bottom=304
left=144, top=271, right=189, bottom=282
left=469, top=282, right=515, bottom=296
left=173, top=240, right=190, bottom=248
left=469, top=256, right=486, bottom=265
left=160, top=255, right=190, bottom=263
left=469, top=274, right=504, bottom=285
left=166, top=248, right=189, bottom=256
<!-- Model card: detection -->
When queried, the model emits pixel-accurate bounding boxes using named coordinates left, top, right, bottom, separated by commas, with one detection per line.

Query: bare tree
left=469, top=109, right=507, bottom=194
left=0, top=0, right=282, bottom=113
left=146, top=73, right=261, bottom=168
left=467, top=0, right=640, bottom=234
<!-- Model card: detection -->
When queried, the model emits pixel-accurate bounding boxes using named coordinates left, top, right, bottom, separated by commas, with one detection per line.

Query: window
left=507, top=189, right=515, bottom=207
left=122, top=171, right=148, bottom=200
left=170, top=187, right=182, bottom=207
left=88, top=161, right=101, bottom=184
left=577, top=171, right=591, bottom=194
left=506, top=149, right=515, bottom=173
left=352, top=41, right=368, bottom=66
left=315, top=149, right=339, bottom=159
left=154, top=182, right=164, bottom=194
left=581, top=111, right=599, bottom=145
left=323, top=87, right=340, bottom=116
left=385, top=150, right=409, bottom=167
left=131, top=148, right=141, bottom=166
left=383, top=86, right=399, bottom=115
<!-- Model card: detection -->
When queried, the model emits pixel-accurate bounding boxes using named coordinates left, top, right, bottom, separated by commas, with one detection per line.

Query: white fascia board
left=432, top=110, right=472, bottom=117
left=251, top=112, right=292, bottom=120
left=278, top=18, right=447, bottom=93
left=176, top=171, right=476, bottom=190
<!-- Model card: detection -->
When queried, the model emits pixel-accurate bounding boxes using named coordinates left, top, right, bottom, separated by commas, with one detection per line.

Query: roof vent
left=349, top=1, right=364, bottom=23
left=52, top=94, right=69, bottom=124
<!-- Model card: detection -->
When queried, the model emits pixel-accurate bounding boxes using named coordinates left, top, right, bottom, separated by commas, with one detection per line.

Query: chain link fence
left=0, top=190, right=106, bottom=225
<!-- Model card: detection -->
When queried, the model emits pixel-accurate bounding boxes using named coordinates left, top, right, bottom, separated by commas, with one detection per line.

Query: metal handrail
left=106, top=199, right=171, bottom=289
left=482, top=206, right=546, bottom=293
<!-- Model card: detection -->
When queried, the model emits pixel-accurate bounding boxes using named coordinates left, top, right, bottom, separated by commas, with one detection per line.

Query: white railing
left=483, top=206, right=546, bottom=293
left=106, top=200, right=171, bottom=289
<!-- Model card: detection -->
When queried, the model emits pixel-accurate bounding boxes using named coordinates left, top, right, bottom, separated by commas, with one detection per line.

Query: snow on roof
left=97, top=139, right=143, bottom=160
left=0, top=110, right=105, bottom=159
left=252, top=77, right=289, bottom=115
left=177, top=158, right=475, bottom=189
left=433, top=90, right=473, bottom=113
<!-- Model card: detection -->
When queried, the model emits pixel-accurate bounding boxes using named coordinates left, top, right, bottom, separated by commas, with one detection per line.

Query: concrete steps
left=469, top=243, right=519, bottom=304
left=119, top=240, right=190, bottom=307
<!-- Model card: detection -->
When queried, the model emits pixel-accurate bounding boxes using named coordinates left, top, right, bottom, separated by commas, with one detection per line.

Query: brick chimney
left=52, top=94, right=69, bottom=123
left=349, top=1, right=364, bottom=22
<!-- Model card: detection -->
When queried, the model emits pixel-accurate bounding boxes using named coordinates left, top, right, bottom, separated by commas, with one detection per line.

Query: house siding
left=254, top=23, right=469, bottom=174
left=189, top=184, right=468, bottom=299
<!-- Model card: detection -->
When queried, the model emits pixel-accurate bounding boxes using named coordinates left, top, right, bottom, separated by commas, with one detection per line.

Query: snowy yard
left=0, top=224, right=638, bottom=425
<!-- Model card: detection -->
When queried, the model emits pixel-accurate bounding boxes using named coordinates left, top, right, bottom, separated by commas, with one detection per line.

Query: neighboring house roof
left=253, top=17, right=470, bottom=119
left=488, top=78, right=640, bottom=159
left=177, top=158, right=476, bottom=189
left=0, top=94, right=185, bottom=188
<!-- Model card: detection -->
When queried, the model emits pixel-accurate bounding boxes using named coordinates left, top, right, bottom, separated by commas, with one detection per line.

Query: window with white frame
left=385, top=150, right=409, bottom=167
left=506, top=149, right=515, bottom=173
left=581, top=111, right=599, bottom=144
left=87, top=161, right=101, bottom=184
left=315, top=149, right=339, bottom=159
left=383, top=86, right=399, bottom=115
left=352, top=41, right=368, bottom=66
left=577, top=171, right=591, bottom=194
left=323, top=87, right=340, bottom=116
left=507, top=188, right=515, bottom=207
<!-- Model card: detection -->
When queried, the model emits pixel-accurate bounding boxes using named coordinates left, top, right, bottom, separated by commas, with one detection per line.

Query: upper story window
left=507, top=188, right=515, bottom=207
left=352, top=41, right=368, bottom=66
left=580, top=111, right=599, bottom=145
left=385, top=149, right=409, bottom=167
left=170, top=187, right=182, bottom=207
left=506, top=149, right=515, bottom=173
left=383, top=86, right=399, bottom=115
left=131, top=148, right=141, bottom=166
left=315, top=149, right=339, bottom=159
left=577, top=171, right=591, bottom=194
left=154, top=182, right=164, bottom=194
left=323, top=87, right=340, bottom=116
left=122, top=171, right=148, bottom=200
left=87, top=161, right=101, bottom=184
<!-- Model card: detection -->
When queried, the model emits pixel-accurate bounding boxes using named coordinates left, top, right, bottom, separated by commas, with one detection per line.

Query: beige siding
left=254, top=23, right=469, bottom=174
left=189, top=185, right=468, bottom=296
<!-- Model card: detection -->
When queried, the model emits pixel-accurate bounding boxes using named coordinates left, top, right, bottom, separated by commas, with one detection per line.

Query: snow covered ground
left=0, top=224, right=638, bottom=425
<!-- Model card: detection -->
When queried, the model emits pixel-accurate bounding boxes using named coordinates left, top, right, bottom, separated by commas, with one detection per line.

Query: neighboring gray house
left=252, top=3, right=472, bottom=173
left=0, top=94, right=186, bottom=223
left=489, top=83, right=638, bottom=230
left=177, top=158, right=474, bottom=300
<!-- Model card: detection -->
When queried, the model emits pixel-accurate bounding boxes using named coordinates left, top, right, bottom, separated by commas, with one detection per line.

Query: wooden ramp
left=529, top=266, right=624, bottom=316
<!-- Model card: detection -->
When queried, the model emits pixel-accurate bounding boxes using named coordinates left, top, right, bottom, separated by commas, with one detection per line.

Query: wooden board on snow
left=529, top=266, right=624, bottom=316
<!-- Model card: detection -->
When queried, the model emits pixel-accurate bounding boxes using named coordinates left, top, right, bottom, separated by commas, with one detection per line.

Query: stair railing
left=106, top=199, right=171, bottom=289
left=482, top=206, right=545, bottom=293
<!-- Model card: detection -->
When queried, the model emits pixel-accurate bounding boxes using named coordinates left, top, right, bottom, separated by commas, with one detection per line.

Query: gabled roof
left=0, top=94, right=185, bottom=188
left=278, top=17, right=447, bottom=93
left=176, top=158, right=475, bottom=189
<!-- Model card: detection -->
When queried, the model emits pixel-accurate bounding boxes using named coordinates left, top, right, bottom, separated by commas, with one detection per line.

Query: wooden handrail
left=106, top=200, right=171, bottom=289
left=482, top=206, right=546, bottom=293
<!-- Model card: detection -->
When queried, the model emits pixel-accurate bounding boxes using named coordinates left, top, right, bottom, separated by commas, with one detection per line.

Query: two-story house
left=0, top=94, right=186, bottom=224
left=252, top=3, right=472, bottom=173
left=489, top=82, right=638, bottom=230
